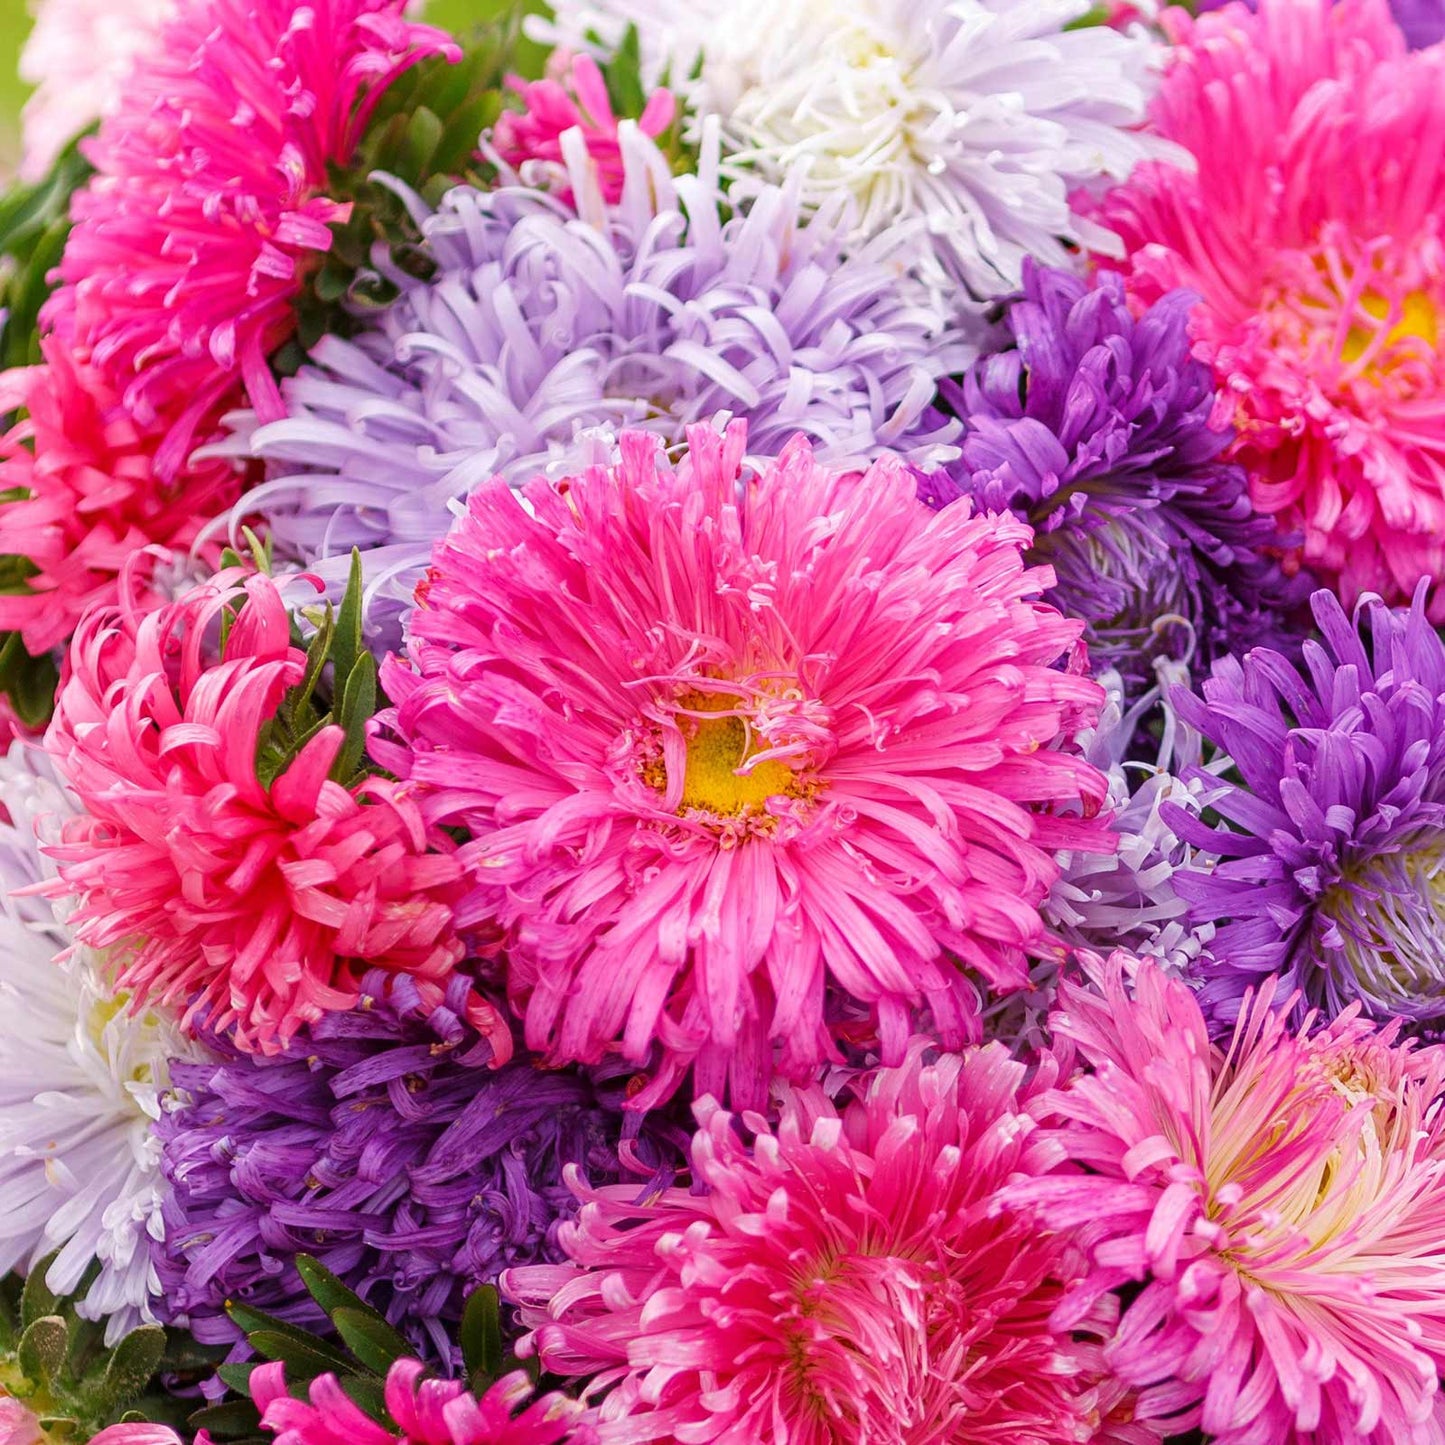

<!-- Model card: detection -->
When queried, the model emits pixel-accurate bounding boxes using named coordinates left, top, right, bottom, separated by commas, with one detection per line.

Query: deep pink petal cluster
left=1009, top=954, right=1445, bottom=1445
left=42, top=566, right=465, bottom=1051
left=46, top=0, right=458, bottom=481
left=378, top=422, right=1109, bottom=1107
left=503, top=1041, right=1115, bottom=1444
left=492, top=51, right=676, bottom=204
left=251, top=1359, right=595, bottom=1445
left=0, top=338, right=239, bottom=654
left=1093, top=0, right=1445, bottom=612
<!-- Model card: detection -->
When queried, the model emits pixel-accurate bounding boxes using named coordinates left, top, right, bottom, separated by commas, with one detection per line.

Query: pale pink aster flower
left=1007, top=954, right=1445, bottom=1445
left=378, top=422, right=1110, bottom=1107
left=0, top=1398, right=44, bottom=1445
left=46, top=0, right=459, bottom=482
left=42, top=566, right=466, bottom=1053
left=0, top=338, right=239, bottom=655
left=1093, top=0, right=1445, bottom=614
left=18, top=0, right=175, bottom=181
left=251, top=1358, right=595, bottom=1445
left=504, top=1041, right=1116, bottom=1444
left=491, top=51, right=676, bottom=204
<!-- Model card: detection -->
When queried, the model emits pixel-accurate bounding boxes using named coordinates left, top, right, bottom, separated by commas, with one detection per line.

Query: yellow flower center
left=676, top=697, right=798, bottom=816
left=1341, top=289, right=1439, bottom=369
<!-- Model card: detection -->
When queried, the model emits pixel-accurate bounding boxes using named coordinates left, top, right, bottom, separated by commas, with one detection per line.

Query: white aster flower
left=542, top=0, right=1182, bottom=297
left=0, top=741, right=205, bottom=1342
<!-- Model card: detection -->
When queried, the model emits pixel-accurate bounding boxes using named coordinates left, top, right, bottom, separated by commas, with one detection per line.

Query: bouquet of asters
left=0, top=0, right=1443, bottom=1439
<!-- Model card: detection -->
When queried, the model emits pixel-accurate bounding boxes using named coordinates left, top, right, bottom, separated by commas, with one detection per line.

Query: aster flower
left=377, top=421, right=1108, bottom=1109
left=251, top=1358, right=595, bottom=1445
left=0, top=338, right=238, bottom=656
left=0, top=739, right=206, bottom=1342
left=237, top=122, right=969, bottom=641
left=43, top=566, right=465, bottom=1053
left=1093, top=0, right=1445, bottom=615
left=47, top=0, right=458, bottom=482
left=930, top=262, right=1304, bottom=696
left=156, top=970, right=684, bottom=1365
left=1008, top=954, right=1445, bottom=1445
left=542, top=0, right=1173, bottom=297
left=1195, top=0, right=1445, bottom=49
left=17, top=0, right=174, bottom=181
left=504, top=1040, right=1112, bottom=1443
left=1165, top=584, right=1445, bottom=1029
left=0, top=1398, right=44, bottom=1445
left=491, top=50, right=677, bottom=204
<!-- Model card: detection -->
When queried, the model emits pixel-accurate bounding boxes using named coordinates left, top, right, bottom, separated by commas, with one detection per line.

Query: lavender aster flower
left=929, top=262, right=1305, bottom=695
left=234, top=121, right=970, bottom=643
left=154, top=970, right=684, bottom=1367
left=1168, top=585, right=1445, bottom=1028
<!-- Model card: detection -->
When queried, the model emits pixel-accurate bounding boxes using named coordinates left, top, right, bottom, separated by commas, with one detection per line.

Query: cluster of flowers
left=1, top=0, right=1445, bottom=1440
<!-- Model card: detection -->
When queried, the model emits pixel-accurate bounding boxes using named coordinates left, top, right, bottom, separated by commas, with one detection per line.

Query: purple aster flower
left=926, top=262, right=1306, bottom=696
left=154, top=970, right=686, bottom=1368
left=1195, top=0, right=1444, bottom=49
left=231, top=120, right=972, bottom=644
left=1168, top=584, right=1445, bottom=1029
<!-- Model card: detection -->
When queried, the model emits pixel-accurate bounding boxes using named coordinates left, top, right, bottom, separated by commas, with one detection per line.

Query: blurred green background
left=0, top=0, right=519, bottom=166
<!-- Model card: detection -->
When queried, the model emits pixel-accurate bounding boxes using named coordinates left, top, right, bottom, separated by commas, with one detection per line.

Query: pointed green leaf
left=338, top=1371, right=393, bottom=1424
left=17, top=1315, right=68, bottom=1386
left=459, top=1285, right=504, bottom=1384
left=332, top=650, right=377, bottom=783
left=330, top=1308, right=410, bottom=1378
left=188, top=1397, right=266, bottom=1440
left=247, top=1328, right=356, bottom=1380
left=332, top=549, right=366, bottom=700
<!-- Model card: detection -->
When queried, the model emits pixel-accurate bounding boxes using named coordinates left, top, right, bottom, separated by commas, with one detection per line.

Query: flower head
left=252, top=1359, right=594, bottom=1445
left=1010, top=955, right=1445, bottom=1445
left=378, top=422, right=1107, bottom=1108
left=0, top=740, right=206, bottom=1341
left=1167, top=585, right=1445, bottom=1029
left=504, top=1041, right=1110, bottom=1444
left=492, top=51, right=676, bottom=203
left=43, top=567, right=465, bottom=1052
left=47, top=0, right=458, bottom=481
left=156, top=970, right=684, bottom=1364
left=931, top=263, right=1305, bottom=694
left=544, top=0, right=1171, bottom=296
left=239, top=123, right=968, bottom=642
left=1093, top=0, right=1445, bottom=614
left=0, top=339, right=239, bottom=656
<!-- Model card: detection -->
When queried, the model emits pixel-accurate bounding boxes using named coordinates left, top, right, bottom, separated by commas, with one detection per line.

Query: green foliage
left=250, top=550, right=382, bottom=790
left=0, top=1261, right=214, bottom=1440
left=201, top=1254, right=538, bottom=1441
left=0, top=129, right=92, bottom=372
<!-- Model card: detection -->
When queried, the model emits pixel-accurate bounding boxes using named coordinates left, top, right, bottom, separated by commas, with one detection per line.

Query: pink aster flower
left=43, top=565, right=465, bottom=1052
left=378, top=422, right=1109, bottom=1108
left=504, top=1041, right=1113, bottom=1444
left=0, top=1398, right=44, bottom=1445
left=491, top=50, right=676, bottom=204
left=1092, top=0, right=1445, bottom=613
left=46, top=0, right=458, bottom=481
left=0, top=338, right=239, bottom=655
left=1007, top=954, right=1445, bottom=1445
left=250, top=1358, right=595, bottom=1445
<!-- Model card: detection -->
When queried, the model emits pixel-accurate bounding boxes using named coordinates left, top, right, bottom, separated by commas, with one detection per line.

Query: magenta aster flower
left=377, top=423, right=1109, bottom=1108
left=252, top=1359, right=594, bottom=1445
left=46, top=0, right=457, bottom=481
left=1094, top=0, right=1445, bottom=615
left=43, top=567, right=465, bottom=1052
left=1009, top=955, right=1445, bottom=1445
left=503, top=1041, right=1112, bottom=1444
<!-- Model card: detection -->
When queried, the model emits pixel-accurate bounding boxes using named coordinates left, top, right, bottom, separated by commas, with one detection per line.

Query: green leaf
left=329, top=1308, right=411, bottom=1378
left=459, top=1285, right=504, bottom=1385
left=19, top=1257, right=60, bottom=1331
left=94, top=1324, right=166, bottom=1411
left=246, top=1328, right=357, bottom=1380
left=338, top=1371, right=393, bottom=1424
left=17, top=1315, right=67, bottom=1386
left=294, top=1256, right=402, bottom=1345
left=188, top=1397, right=266, bottom=1441
left=332, top=548, right=365, bottom=699
left=216, top=1362, right=261, bottom=1395
left=332, top=650, right=377, bottom=784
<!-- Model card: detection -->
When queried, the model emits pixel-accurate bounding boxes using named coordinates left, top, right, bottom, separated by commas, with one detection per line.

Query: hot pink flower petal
left=504, top=1041, right=1118, bottom=1444
left=1092, top=0, right=1445, bottom=612
left=1006, top=952, right=1445, bottom=1445
left=378, top=421, right=1110, bottom=1107
left=42, top=566, right=466, bottom=1052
